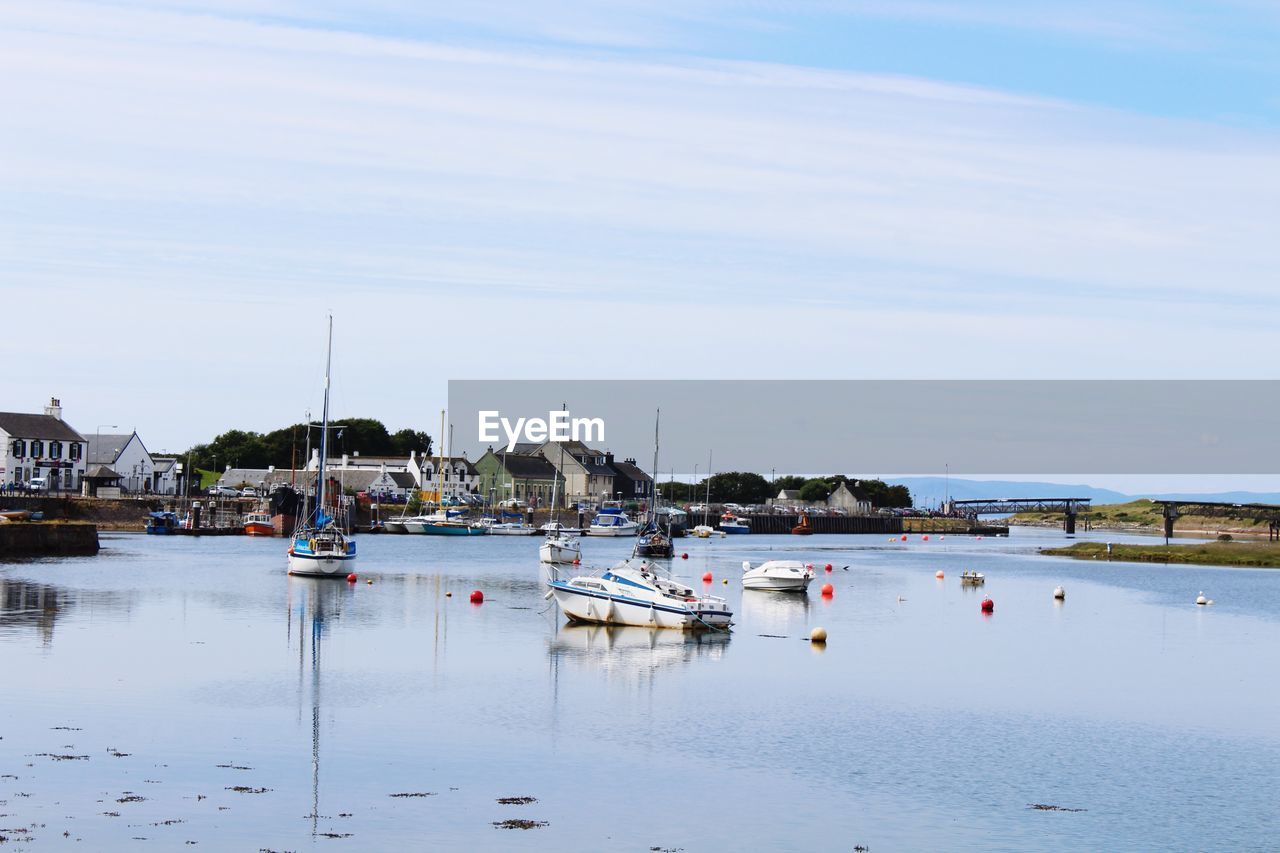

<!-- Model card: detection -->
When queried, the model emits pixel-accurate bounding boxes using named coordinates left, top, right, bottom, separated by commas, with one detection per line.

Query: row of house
left=0, top=398, right=182, bottom=495
left=473, top=441, right=653, bottom=509
left=215, top=449, right=483, bottom=501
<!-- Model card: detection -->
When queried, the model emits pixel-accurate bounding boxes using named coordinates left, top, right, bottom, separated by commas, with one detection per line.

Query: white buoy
left=1053, top=585, right=1066, bottom=600
left=1196, top=592, right=1208, bottom=606
left=810, top=626, right=828, bottom=643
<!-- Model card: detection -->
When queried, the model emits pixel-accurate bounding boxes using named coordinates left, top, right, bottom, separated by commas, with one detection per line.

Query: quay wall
left=0, top=522, right=100, bottom=558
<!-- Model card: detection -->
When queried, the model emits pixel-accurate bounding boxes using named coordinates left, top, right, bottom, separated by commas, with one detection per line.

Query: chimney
left=45, top=397, right=62, bottom=420
left=605, top=452, right=615, bottom=465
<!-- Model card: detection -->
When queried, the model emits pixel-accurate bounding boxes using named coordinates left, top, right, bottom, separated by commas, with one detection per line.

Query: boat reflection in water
left=548, top=622, right=730, bottom=679
left=738, top=585, right=811, bottom=633
left=287, top=577, right=350, bottom=838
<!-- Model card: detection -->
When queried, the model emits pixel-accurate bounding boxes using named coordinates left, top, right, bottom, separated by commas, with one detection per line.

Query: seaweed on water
left=1028, top=803, right=1086, bottom=812
left=117, top=795, right=146, bottom=804
left=492, top=819, right=548, bottom=830
left=317, top=832, right=352, bottom=839
left=226, top=787, right=270, bottom=794
left=496, top=796, right=537, bottom=805
left=389, top=792, right=435, bottom=798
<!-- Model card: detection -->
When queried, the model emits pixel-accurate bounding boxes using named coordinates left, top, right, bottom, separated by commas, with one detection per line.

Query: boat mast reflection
left=287, top=577, right=349, bottom=837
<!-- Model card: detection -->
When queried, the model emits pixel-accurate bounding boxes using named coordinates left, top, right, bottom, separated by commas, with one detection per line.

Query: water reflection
left=738, top=589, right=811, bottom=632
left=548, top=623, right=730, bottom=680
left=0, top=576, right=133, bottom=646
left=287, top=578, right=351, bottom=836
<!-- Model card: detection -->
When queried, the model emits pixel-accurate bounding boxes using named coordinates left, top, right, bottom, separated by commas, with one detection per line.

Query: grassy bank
left=1041, top=540, right=1280, bottom=568
left=1014, top=499, right=1274, bottom=535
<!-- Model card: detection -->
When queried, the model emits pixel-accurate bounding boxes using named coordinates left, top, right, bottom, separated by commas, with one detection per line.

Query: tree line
left=658, top=472, right=911, bottom=508
left=183, top=418, right=432, bottom=473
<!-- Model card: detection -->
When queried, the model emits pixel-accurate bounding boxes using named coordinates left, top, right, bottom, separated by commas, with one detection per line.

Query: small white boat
left=480, top=517, right=537, bottom=535
left=741, top=560, right=814, bottom=592
left=546, top=559, right=732, bottom=630
left=540, top=531, right=582, bottom=564
left=587, top=506, right=640, bottom=536
left=960, top=570, right=985, bottom=585
left=539, top=520, right=582, bottom=535
left=382, top=515, right=411, bottom=534
left=691, top=524, right=715, bottom=538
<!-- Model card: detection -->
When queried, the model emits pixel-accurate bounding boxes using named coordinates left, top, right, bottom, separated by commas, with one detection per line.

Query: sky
left=2, top=1, right=1279, bottom=484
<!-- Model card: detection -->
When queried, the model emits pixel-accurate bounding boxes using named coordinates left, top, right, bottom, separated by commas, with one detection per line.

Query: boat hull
left=421, top=523, right=487, bottom=536
left=720, top=524, right=750, bottom=534
left=540, top=538, right=581, bottom=564
left=244, top=521, right=275, bottom=537
left=586, top=525, right=640, bottom=536
left=382, top=520, right=407, bottom=534
left=743, top=573, right=812, bottom=592
left=549, top=582, right=731, bottom=630
left=287, top=550, right=355, bottom=577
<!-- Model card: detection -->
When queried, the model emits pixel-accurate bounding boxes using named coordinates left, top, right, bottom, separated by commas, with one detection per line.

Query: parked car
left=499, top=498, right=527, bottom=509
left=240, top=487, right=258, bottom=497
left=208, top=485, right=239, bottom=497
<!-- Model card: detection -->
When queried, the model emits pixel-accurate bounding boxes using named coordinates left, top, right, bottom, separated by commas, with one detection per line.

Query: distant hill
left=889, top=477, right=1280, bottom=509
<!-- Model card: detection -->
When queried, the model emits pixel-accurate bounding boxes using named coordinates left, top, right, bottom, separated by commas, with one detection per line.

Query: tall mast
left=704, top=449, right=712, bottom=526
left=435, top=410, right=445, bottom=506
left=651, top=409, right=660, bottom=521
left=317, top=316, right=333, bottom=523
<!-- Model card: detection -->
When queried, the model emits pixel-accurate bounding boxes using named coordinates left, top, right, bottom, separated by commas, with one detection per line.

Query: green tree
left=707, top=471, right=772, bottom=504
left=798, top=478, right=830, bottom=502
left=770, top=475, right=806, bottom=493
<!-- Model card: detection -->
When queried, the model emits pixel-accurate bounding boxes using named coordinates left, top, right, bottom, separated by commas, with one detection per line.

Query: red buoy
left=821, top=583, right=834, bottom=596
left=922, top=534, right=929, bottom=541
left=572, top=558, right=581, bottom=565
left=346, top=573, right=357, bottom=583
left=681, top=553, right=688, bottom=560
left=981, top=597, right=994, bottom=613
left=470, top=590, right=484, bottom=604
left=900, top=534, right=908, bottom=541
left=824, top=563, right=833, bottom=572
left=702, top=571, right=713, bottom=583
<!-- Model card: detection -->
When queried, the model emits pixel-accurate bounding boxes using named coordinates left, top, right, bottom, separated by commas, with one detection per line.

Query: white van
left=28, top=476, right=48, bottom=491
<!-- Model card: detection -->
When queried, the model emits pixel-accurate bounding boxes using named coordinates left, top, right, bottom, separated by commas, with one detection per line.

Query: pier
left=1154, top=500, right=1280, bottom=544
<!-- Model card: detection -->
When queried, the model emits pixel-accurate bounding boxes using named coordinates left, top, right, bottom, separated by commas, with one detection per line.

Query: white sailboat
left=288, top=317, right=357, bottom=577
left=539, top=440, right=580, bottom=564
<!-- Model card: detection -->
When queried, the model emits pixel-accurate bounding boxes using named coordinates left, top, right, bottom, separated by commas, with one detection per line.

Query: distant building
left=151, top=457, right=181, bottom=495
left=474, top=448, right=563, bottom=507
left=827, top=481, right=872, bottom=515
left=0, top=398, right=88, bottom=491
left=608, top=455, right=653, bottom=504
left=88, top=431, right=156, bottom=494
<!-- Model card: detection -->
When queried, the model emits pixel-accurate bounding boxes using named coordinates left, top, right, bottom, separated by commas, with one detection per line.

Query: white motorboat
left=480, top=517, right=537, bottom=535
left=719, top=514, right=750, bottom=534
left=546, top=559, right=732, bottom=630
left=539, top=520, right=582, bottom=535
left=587, top=506, right=640, bottom=536
left=741, top=560, right=814, bottom=592
left=960, top=570, right=986, bottom=586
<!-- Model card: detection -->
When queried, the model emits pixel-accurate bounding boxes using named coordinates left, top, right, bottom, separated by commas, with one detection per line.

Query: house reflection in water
left=0, top=578, right=132, bottom=647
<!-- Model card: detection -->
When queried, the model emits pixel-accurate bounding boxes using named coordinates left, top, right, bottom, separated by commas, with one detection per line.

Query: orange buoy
left=346, top=573, right=357, bottom=583
left=572, top=558, right=581, bottom=565
left=935, top=570, right=944, bottom=579
left=981, top=598, right=994, bottom=613
left=702, top=571, right=713, bottom=583
left=821, top=583, right=834, bottom=597
left=470, top=590, right=484, bottom=604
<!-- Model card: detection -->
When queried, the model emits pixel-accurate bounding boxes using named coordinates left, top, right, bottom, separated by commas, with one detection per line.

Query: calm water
left=1, top=528, right=1277, bottom=851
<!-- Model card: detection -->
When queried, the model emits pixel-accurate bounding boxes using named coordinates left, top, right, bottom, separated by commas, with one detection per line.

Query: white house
left=415, top=455, right=482, bottom=501
left=87, top=431, right=156, bottom=494
left=0, top=398, right=88, bottom=491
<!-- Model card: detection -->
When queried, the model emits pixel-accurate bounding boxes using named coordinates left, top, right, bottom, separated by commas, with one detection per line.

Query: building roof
left=509, top=442, right=543, bottom=455
left=423, top=456, right=478, bottom=476
left=87, top=433, right=137, bottom=465
left=610, top=460, right=652, bottom=483
left=85, top=464, right=122, bottom=480
left=502, top=454, right=560, bottom=480
left=0, top=412, right=86, bottom=443
left=387, top=471, right=417, bottom=489
left=831, top=481, right=869, bottom=501
left=152, top=457, right=177, bottom=474
left=777, top=489, right=802, bottom=500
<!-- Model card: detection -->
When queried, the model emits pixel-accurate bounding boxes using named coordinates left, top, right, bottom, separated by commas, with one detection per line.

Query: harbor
left=0, top=527, right=1276, bottom=850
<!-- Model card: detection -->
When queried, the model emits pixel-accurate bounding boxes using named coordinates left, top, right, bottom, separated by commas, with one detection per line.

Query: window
left=31, top=440, right=43, bottom=458
left=50, top=441, right=62, bottom=459
left=69, top=443, right=81, bottom=462
left=11, top=440, right=24, bottom=458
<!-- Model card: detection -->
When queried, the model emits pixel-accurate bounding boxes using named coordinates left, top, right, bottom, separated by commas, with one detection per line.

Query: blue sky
left=2, top=0, right=1278, bottom=471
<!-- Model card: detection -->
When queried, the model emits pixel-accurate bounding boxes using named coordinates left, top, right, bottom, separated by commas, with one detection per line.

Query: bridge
left=950, top=497, right=1093, bottom=535
left=1154, top=500, right=1280, bottom=544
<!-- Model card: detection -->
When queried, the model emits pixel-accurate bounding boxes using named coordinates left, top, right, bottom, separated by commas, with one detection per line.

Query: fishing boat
left=741, top=559, right=814, bottom=592
left=587, top=504, right=640, bottom=536
left=545, top=559, right=732, bottom=630
left=288, top=317, right=357, bottom=577
left=244, top=511, right=275, bottom=536
left=719, top=513, right=750, bottom=534
left=960, top=570, right=986, bottom=586
left=791, top=513, right=813, bottom=535
left=635, top=521, right=674, bottom=558
left=145, top=510, right=180, bottom=535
